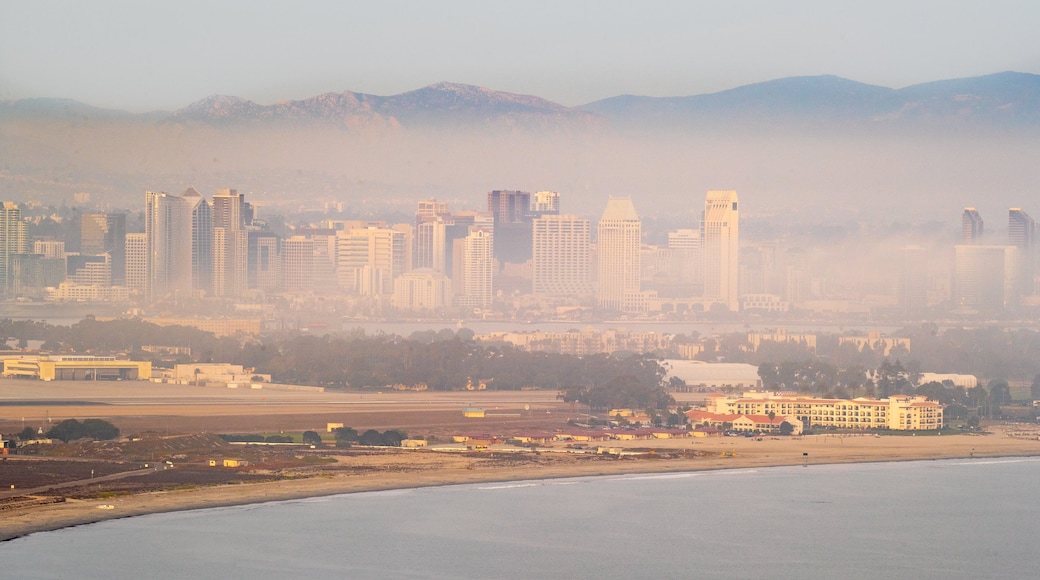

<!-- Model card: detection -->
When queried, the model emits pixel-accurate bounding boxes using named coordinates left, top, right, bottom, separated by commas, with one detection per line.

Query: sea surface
left=3, top=458, right=1040, bottom=579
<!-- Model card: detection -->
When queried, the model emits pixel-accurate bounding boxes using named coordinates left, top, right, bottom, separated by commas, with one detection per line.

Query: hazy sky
left=2, top=1, right=1039, bottom=111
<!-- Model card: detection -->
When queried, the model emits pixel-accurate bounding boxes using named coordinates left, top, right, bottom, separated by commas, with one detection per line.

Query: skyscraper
left=211, top=188, right=247, bottom=297
left=414, top=199, right=451, bottom=271
left=702, top=190, right=740, bottom=312
left=1009, top=208, right=1035, bottom=295
left=282, top=236, right=314, bottom=292
left=531, top=191, right=561, bottom=215
left=532, top=214, right=591, bottom=296
left=488, top=190, right=533, bottom=264
left=337, top=226, right=408, bottom=295
left=962, top=208, right=984, bottom=244
left=80, top=213, right=126, bottom=285
left=181, top=188, right=213, bottom=294
left=124, top=233, right=147, bottom=294
left=455, top=226, right=494, bottom=309
left=899, top=246, right=928, bottom=314
left=596, top=198, right=641, bottom=312
left=0, top=202, right=28, bottom=295
left=144, top=191, right=192, bottom=299
left=953, top=245, right=1019, bottom=312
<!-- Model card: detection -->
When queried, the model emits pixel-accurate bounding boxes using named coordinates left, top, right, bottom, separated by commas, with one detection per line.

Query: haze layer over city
left=4, top=4, right=1040, bottom=573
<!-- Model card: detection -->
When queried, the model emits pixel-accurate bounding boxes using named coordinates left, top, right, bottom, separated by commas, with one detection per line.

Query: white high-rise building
left=702, top=190, right=740, bottom=312
left=596, top=198, right=642, bottom=312
left=211, top=188, right=247, bottom=298
left=392, top=269, right=452, bottom=311
left=337, top=227, right=408, bottom=295
left=144, top=191, right=192, bottom=299
left=125, top=233, right=147, bottom=294
left=455, top=227, right=494, bottom=309
left=532, top=214, right=590, bottom=296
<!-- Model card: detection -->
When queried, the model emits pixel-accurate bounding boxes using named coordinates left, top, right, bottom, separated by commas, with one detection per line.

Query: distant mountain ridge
left=3, top=72, right=1038, bottom=131
left=166, top=82, right=598, bottom=128
left=581, top=71, right=1040, bottom=130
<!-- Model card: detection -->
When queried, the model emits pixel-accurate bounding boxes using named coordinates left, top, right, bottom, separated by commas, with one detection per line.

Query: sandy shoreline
left=4, top=430, right=1039, bottom=543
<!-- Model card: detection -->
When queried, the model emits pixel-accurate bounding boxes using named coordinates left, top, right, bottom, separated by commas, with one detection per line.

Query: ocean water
left=3, top=458, right=1039, bottom=579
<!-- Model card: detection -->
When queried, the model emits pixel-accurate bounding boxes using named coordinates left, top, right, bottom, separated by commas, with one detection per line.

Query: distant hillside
left=581, top=72, right=1040, bottom=131
left=165, top=82, right=600, bottom=129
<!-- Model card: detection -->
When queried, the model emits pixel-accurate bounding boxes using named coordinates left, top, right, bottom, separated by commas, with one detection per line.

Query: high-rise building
left=414, top=199, right=451, bottom=271
left=531, top=191, right=561, bottom=215
left=125, top=233, right=148, bottom=294
left=702, top=190, right=740, bottom=312
left=181, top=188, right=213, bottom=294
left=282, top=236, right=314, bottom=292
left=211, top=188, right=248, bottom=298
left=455, top=227, right=494, bottom=309
left=248, top=231, right=281, bottom=292
left=144, top=191, right=192, bottom=299
left=488, top=190, right=533, bottom=264
left=899, top=246, right=928, bottom=314
left=962, top=208, right=984, bottom=244
left=532, top=214, right=590, bottom=296
left=80, top=213, right=126, bottom=285
left=33, top=240, right=65, bottom=260
left=596, top=198, right=642, bottom=312
left=337, top=227, right=408, bottom=295
left=0, top=202, right=28, bottom=295
left=1009, top=208, right=1036, bottom=295
left=953, top=245, right=1019, bottom=312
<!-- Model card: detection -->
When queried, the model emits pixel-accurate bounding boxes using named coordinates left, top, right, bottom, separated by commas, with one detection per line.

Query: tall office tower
left=455, top=227, right=494, bottom=309
left=0, top=202, right=28, bottom=294
left=532, top=214, right=591, bottom=296
left=212, top=188, right=245, bottom=230
left=702, top=190, right=740, bottom=312
left=783, top=247, right=811, bottom=304
left=953, top=245, right=1019, bottom=312
left=282, top=236, right=314, bottom=292
left=307, top=231, right=338, bottom=293
left=962, top=207, right=984, bottom=244
left=33, top=240, right=65, bottom=260
left=1008, top=208, right=1036, bottom=295
left=212, top=227, right=248, bottom=297
left=899, top=246, right=928, bottom=314
left=144, top=191, right=192, bottom=299
left=181, top=188, right=213, bottom=293
left=125, top=233, right=148, bottom=294
left=80, top=213, right=126, bottom=285
left=248, top=231, right=281, bottom=292
left=596, top=198, right=642, bottom=311
left=337, top=227, right=408, bottom=295
left=211, top=188, right=248, bottom=298
left=488, top=190, right=533, bottom=264
left=414, top=199, right=451, bottom=270
left=531, top=191, right=560, bottom=215
left=443, top=211, right=493, bottom=276
left=668, top=228, right=703, bottom=295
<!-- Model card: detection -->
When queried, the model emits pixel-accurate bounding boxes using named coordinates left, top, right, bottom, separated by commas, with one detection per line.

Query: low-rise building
left=2, top=356, right=151, bottom=381
left=696, top=391, right=942, bottom=431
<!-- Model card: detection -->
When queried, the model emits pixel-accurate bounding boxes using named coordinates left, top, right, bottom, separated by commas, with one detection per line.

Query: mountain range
left=2, top=72, right=1038, bottom=216
left=3, top=72, right=1039, bottom=132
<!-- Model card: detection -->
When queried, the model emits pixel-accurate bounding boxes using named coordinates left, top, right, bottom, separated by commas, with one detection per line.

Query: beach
left=4, top=428, right=1038, bottom=543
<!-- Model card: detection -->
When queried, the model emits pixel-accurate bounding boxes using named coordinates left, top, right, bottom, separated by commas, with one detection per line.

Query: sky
left=1, top=0, right=1039, bottom=111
